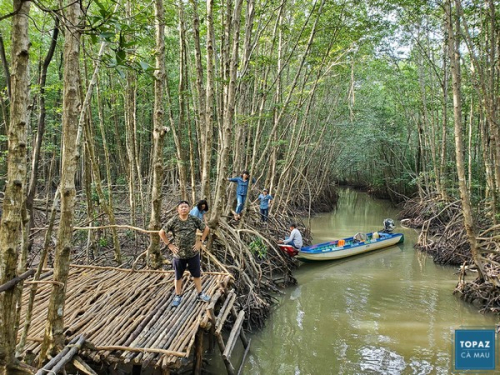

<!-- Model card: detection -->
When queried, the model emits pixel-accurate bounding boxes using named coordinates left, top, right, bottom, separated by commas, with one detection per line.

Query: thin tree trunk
left=189, top=0, right=207, bottom=200
left=439, top=32, right=449, bottom=199
left=39, top=0, right=81, bottom=360
left=82, top=97, right=121, bottom=263
left=108, top=76, right=128, bottom=178
left=147, top=0, right=167, bottom=269
left=211, top=0, right=244, bottom=225
left=176, top=0, right=189, bottom=201
left=96, top=80, right=119, bottom=254
left=0, top=1, right=31, bottom=372
left=125, top=0, right=138, bottom=242
left=16, top=188, right=60, bottom=357
left=26, top=19, right=59, bottom=226
left=83, top=140, right=96, bottom=259
left=203, top=0, right=216, bottom=204
left=0, top=31, right=11, bottom=100
left=445, top=0, right=485, bottom=279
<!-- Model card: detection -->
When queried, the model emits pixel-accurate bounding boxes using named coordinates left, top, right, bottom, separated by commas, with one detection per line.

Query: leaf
left=116, top=49, right=126, bottom=65
left=99, top=32, right=115, bottom=41
left=116, top=66, right=125, bottom=79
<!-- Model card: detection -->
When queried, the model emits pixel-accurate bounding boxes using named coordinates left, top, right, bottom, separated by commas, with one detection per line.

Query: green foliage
left=99, top=237, right=109, bottom=247
left=116, top=176, right=127, bottom=186
left=91, top=184, right=109, bottom=204
left=249, top=237, right=267, bottom=259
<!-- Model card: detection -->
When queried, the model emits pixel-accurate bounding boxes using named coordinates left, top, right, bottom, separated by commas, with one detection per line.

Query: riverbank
left=398, top=194, right=500, bottom=314
left=211, top=188, right=499, bottom=374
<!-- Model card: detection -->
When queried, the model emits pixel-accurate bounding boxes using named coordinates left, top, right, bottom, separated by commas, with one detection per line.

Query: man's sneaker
left=198, top=292, right=211, bottom=303
left=172, top=295, right=182, bottom=307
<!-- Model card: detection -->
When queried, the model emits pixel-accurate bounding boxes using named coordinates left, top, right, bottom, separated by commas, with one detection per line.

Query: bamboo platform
left=18, top=265, right=238, bottom=372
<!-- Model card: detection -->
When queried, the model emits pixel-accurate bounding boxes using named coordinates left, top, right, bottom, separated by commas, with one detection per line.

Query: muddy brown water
left=208, top=188, right=497, bottom=374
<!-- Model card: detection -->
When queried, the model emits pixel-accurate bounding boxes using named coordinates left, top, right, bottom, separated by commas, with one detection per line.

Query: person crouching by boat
left=279, top=223, right=303, bottom=250
left=159, top=200, right=211, bottom=307
left=190, top=199, right=209, bottom=222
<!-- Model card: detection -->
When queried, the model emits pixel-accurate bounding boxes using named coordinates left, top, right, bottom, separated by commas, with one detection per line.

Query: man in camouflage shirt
left=159, top=200, right=211, bottom=307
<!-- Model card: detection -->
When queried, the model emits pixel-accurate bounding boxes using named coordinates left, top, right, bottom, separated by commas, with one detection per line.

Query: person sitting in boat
left=279, top=223, right=303, bottom=250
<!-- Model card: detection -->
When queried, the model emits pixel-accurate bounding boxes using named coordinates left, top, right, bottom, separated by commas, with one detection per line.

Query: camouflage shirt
left=163, top=215, right=205, bottom=259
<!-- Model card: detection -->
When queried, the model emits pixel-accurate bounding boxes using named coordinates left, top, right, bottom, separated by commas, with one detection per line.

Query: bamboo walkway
left=19, top=265, right=236, bottom=372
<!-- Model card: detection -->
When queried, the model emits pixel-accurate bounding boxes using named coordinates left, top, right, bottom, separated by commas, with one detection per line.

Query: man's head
left=289, top=223, right=297, bottom=230
left=242, top=170, right=250, bottom=178
left=177, top=200, right=190, bottom=216
left=263, top=188, right=268, bottom=194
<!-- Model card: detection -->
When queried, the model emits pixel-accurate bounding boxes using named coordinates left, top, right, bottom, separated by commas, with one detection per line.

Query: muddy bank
left=398, top=195, right=500, bottom=314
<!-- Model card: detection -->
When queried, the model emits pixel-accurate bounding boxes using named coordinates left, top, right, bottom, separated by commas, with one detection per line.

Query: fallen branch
left=0, top=269, right=35, bottom=293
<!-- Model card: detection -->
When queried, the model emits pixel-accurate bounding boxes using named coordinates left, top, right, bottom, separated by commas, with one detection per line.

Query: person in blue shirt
left=254, top=188, right=273, bottom=222
left=189, top=199, right=209, bottom=222
left=228, top=170, right=254, bottom=220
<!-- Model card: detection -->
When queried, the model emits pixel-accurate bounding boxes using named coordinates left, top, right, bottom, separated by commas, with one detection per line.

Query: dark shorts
left=173, top=253, right=201, bottom=280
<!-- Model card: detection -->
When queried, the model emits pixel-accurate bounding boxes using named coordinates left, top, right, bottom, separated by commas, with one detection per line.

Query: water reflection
left=210, top=189, right=498, bottom=374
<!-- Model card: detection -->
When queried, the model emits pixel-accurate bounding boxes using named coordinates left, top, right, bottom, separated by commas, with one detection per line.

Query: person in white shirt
left=279, top=223, right=303, bottom=250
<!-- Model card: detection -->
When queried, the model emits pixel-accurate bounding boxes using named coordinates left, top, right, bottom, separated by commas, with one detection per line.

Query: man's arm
left=159, top=229, right=169, bottom=244
left=284, top=229, right=297, bottom=245
left=159, top=228, right=178, bottom=254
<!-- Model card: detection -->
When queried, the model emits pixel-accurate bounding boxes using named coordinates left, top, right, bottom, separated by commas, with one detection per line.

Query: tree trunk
left=26, top=19, right=59, bottom=228
left=176, top=0, right=189, bottom=201
left=439, top=32, right=449, bottom=200
left=189, top=0, right=206, bottom=201
left=125, top=0, right=138, bottom=242
left=445, top=0, right=485, bottom=278
left=0, top=1, right=31, bottom=372
left=147, top=0, right=167, bottom=269
left=39, top=0, right=81, bottom=361
left=210, top=0, right=244, bottom=225
left=203, top=0, right=216, bottom=203
left=96, top=79, right=121, bottom=260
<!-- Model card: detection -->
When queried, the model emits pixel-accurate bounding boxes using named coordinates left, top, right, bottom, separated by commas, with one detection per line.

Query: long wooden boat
left=279, top=232, right=404, bottom=262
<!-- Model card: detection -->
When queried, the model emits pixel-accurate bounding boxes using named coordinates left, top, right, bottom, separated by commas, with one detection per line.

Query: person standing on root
left=159, top=200, right=211, bottom=307
left=254, top=188, right=273, bottom=222
left=228, top=170, right=255, bottom=220
left=279, top=223, right=303, bottom=250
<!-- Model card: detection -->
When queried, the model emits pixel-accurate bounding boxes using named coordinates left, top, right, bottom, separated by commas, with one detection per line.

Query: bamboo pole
left=35, top=335, right=85, bottom=375
left=222, top=310, right=245, bottom=359
left=216, top=291, right=236, bottom=334
left=95, top=345, right=187, bottom=357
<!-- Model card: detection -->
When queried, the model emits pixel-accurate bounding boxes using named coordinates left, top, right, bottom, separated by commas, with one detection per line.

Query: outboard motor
left=382, top=218, right=395, bottom=233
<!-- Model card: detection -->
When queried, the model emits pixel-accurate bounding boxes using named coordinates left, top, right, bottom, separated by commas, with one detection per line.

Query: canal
left=213, top=188, right=498, bottom=374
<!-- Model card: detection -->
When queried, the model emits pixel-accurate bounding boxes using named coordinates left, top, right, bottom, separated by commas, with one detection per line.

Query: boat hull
left=295, top=233, right=404, bottom=262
